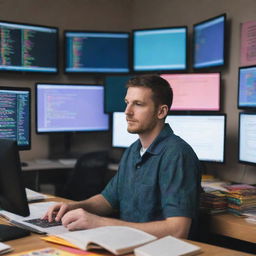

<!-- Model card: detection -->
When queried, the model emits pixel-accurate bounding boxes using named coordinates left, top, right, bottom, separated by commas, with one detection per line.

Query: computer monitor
left=64, top=31, right=130, bottom=73
left=0, top=87, right=31, bottom=150
left=0, top=20, right=58, bottom=73
left=238, top=66, right=256, bottom=109
left=104, top=75, right=133, bottom=113
left=0, top=139, right=29, bottom=216
left=36, top=83, right=109, bottom=133
left=112, top=113, right=226, bottom=163
left=193, top=14, right=226, bottom=69
left=112, top=112, right=138, bottom=148
left=239, top=113, right=256, bottom=165
left=161, top=73, right=221, bottom=111
left=133, top=26, right=187, bottom=72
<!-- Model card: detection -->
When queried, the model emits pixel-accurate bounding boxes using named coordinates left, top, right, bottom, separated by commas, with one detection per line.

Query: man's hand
left=41, top=202, right=77, bottom=222
left=61, top=208, right=101, bottom=230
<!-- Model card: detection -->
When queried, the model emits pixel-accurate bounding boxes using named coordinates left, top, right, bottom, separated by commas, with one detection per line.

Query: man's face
left=124, top=87, right=159, bottom=135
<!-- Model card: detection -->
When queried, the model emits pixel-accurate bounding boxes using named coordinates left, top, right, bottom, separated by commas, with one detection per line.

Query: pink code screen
left=161, top=73, right=220, bottom=111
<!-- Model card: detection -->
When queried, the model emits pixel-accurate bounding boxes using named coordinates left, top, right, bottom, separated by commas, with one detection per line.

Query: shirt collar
left=132, top=123, right=174, bottom=155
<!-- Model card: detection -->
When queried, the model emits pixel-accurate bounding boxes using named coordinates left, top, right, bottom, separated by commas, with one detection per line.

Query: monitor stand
left=48, top=133, right=81, bottom=160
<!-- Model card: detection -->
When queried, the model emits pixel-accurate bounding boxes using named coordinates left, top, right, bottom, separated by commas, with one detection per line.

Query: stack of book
left=223, top=184, right=256, bottom=216
left=200, top=175, right=228, bottom=214
left=200, top=189, right=228, bottom=214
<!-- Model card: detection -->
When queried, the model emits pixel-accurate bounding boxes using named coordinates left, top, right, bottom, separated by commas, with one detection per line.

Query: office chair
left=62, top=151, right=109, bottom=201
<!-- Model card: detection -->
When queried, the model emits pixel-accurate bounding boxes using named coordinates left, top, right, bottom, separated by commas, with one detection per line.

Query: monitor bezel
left=0, top=86, right=31, bottom=150
left=35, top=83, right=110, bottom=134
left=192, top=13, right=227, bottom=70
left=63, top=30, right=131, bottom=74
left=0, top=20, right=59, bottom=74
left=237, top=65, right=256, bottom=110
left=238, top=112, right=256, bottom=166
left=161, top=72, right=221, bottom=112
left=132, top=26, right=188, bottom=73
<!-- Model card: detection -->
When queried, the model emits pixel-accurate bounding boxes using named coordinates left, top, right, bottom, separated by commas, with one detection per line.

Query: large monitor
left=112, top=113, right=226, bottom=163
left=104, top=75, right=132, bottom=113
left=193, top=14, right=226, bottom=69
left=0, top=139, right=29, bottom=216
left=161, top=73, right=221, bottom=111
left=238, top=66, right=256, bottom=109
left=64, top=31, right=130, bottom=73
left=133, top=27, right=187, bottom=72
left=0, top=21, right=58, bottom=73
left=36, top=83, right=109, bottom=133
left=239, top=113, right=256, bottom=165
left=0, top=87, right=31, bottom=150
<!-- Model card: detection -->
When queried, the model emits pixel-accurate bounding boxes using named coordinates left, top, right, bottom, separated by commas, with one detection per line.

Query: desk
left=0, top=199, right=254, bottom=256
left=210, top=213, right=256, bottom=243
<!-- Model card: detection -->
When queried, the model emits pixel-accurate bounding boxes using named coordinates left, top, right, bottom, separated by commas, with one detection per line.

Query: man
left=43, top=75, right=201, bottom=239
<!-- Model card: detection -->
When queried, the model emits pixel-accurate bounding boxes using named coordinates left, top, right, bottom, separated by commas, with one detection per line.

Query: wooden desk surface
left=0, top=206, right=254, bottom=255
left=210, top=213, right=256, bottom=243
left=1, top=198, right=255, bottom=256
left=3, top=232, right=255, bottom=256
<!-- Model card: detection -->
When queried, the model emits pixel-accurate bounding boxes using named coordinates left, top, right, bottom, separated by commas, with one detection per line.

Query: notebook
left=0, top=201, right=68, bottom=235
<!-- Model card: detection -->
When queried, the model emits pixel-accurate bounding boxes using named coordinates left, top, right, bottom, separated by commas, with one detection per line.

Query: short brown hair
left=126, top=75, right=173, bottom=110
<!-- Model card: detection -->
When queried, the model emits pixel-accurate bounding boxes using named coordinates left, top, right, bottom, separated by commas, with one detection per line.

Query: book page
left=57, top=226, right=156, bottom=255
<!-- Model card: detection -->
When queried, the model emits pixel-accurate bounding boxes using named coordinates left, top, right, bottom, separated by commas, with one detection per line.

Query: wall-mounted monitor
left=133, top=27, right=187, bottom=72
left=112, top=113, right=226, bottom=163
left=64, top=31, right=130, bottom=73
left=104, top=75, right=132, bottom=113
left=0, top=21, right=58, bottom=73
left=36, top=84, right=109, bottom=133
left=239, top=113, right=256, bottom=165
left=193, top=14, right=226, bottom=69
left=161, top=73, right=220, bottom=111
left=238, top=66, right=256, bottom=109
left=0, top=87, right=31, bottom=150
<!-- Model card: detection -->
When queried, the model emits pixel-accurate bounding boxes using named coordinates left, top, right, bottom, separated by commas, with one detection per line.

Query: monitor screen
left=133, top=27, right=187, bottom=72
left=239, top=113, right=256, bottom=165
left=0, top=87, right=31, bottom=150
left=36, top=84, right=109, bottom=133
left=0, top=21, right=58, bottom=73
left=112, top=112, right=138, bottom=148
left=64, top=31, right=130, bottom=73
left=112, top=113, right=226, bottom=163
left=193, top=14, right=226, bottom=69
left=161, top=73, right=220, bottom=111
left=104, top=75, right=132, bottom=113
left=238, top=66, right=256, bottom=109
left=0, top=139, right=29, bottom=216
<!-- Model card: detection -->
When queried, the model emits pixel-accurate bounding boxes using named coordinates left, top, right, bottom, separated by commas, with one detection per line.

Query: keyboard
left=24, top=218, right=62, bottom=228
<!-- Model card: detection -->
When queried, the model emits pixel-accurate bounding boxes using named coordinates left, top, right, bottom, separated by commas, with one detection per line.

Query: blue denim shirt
left=102, top=124, right=201, bottom=222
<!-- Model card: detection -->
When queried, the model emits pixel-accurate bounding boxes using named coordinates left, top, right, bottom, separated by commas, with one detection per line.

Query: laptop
left=0, top=201, right=68, bottom=234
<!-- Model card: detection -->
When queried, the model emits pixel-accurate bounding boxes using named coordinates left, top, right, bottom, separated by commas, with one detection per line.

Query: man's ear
left=158, top=105, right=169, bottom=119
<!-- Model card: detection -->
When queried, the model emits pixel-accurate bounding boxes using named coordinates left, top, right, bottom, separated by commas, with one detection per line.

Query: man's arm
left=42, top=194, right=114, bottom=222
left=61, top=208, right=191, bottom=239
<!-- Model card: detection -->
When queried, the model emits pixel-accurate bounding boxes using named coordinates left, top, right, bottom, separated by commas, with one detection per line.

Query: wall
left=0, top=0, right=131, bottom=160
left=1, top=0, right=256, bottom=184
left=131, top=0, right=256, bottom=184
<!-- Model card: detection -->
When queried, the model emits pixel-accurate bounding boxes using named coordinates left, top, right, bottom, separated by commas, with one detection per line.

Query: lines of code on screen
left=0, top=22, right=57, bottom=72
left=0, top=90, right=30, bottom=147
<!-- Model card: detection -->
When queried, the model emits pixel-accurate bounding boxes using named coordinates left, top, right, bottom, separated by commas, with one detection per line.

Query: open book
left=42, top=226, right=157, bottom=255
